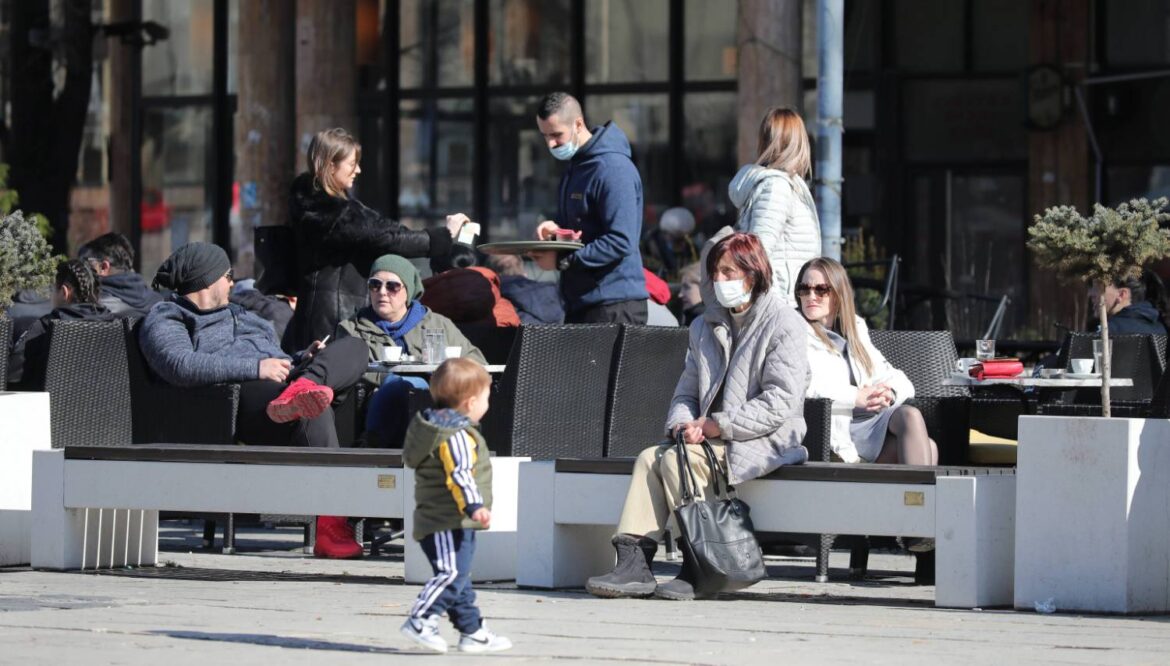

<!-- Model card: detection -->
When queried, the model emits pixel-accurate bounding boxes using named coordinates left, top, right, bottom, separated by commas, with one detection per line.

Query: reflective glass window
left=585, top=94, right=670, bottom=227
left=486, top=97, right=561, bottom=241
left=1105, top=0, right=1170, bottom=66
left=399, top=98, right=476, bottom=230
left=400, top=0, right=475, bottom=89
left=893, top=0, right=964, bottom=72
left=586, top=0, right=669, bottom=83
left=142, top=0, right=216, bottom=95
left=972, top=0, right=1027, bottom=72
left=684, top=0, right=737, bottom=80
left=488, top=0, right=570, bottom=86
left=681, top=93, right=738, bottom=240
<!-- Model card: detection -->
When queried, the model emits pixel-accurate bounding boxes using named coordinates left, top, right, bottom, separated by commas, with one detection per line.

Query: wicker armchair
left=0, top=316, right=11, bottom=391
left=603, top=325, right=689, bottom=457
left=125, top=318, right=240, bottom=445
left=482, top=323, right=620, bottom=459
left=1038, top=333, right=1164, bottom=419
left=43, top=319, right=133, bottom=448
left=868, top=329, right=971, bottom=465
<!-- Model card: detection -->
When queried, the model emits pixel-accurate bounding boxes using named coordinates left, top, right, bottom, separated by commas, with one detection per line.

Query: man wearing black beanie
left=140, top=242, right=370, bottom=559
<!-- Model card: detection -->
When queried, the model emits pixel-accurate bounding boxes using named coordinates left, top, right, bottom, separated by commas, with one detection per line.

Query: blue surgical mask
left=549, top=128, right=579, bottom=161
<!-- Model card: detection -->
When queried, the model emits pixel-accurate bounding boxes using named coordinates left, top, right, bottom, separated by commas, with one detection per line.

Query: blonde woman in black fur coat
left=285, top=128, right=467, bottom=351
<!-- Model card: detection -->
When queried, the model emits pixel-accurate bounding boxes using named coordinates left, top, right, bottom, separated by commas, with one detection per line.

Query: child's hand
left=471, top=507, right=491, bottom=529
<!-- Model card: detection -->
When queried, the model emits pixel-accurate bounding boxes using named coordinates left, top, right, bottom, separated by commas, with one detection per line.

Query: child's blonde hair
left=430, top=357, right=491, bottom=409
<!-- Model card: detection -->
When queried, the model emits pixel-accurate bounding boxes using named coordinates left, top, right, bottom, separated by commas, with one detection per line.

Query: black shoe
left=585, top=534, right=658, bottom=598
left=654, top=539, right=696, bottom=601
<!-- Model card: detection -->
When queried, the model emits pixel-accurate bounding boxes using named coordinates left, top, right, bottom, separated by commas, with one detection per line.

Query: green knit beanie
left=369, top=254, right=424, bottom=301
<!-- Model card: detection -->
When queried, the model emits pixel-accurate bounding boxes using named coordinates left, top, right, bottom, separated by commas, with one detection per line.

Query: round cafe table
left=476, top=240, right=584, bottom=256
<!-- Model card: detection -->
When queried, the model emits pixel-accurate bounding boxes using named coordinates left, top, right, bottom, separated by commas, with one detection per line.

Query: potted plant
left=1026, top=197, right=1170, bottom=415
left=1014, top=197, right=1170, bottom=614
left=0, top=208, right=56, bottom=312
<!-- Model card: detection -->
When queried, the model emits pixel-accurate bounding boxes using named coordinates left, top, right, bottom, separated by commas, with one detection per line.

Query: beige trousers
left=615, top=440, right=727, bottom=540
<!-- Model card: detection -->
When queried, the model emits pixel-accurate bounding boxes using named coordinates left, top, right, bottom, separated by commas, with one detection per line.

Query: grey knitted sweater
left=140, top=297, right=291, bottom=387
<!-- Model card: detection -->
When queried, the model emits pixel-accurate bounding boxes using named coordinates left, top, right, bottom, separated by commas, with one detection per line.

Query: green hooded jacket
left=403, top=408, right=494, bottom=541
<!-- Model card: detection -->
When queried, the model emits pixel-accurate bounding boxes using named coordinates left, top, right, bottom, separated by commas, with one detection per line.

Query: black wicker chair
left=603, top=325, right=690, bottom=457
left=0, top=315, right=11, bottom=391
left=1037, top=333, right=1164, bottom=418
left=482, top=324, right=620, bottom=459
left=43, top=319, right=134, bottom=448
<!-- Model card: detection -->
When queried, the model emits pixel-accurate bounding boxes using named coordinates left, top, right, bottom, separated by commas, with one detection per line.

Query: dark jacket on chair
left=284, top=172, right=453, bottom=352
left=8, top=303, right=117, bottom=390
left=99, top=271, right=163, bottom=316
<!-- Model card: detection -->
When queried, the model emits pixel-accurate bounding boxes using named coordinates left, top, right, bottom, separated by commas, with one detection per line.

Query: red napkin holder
left=969, top=359, right=1024, bottom=380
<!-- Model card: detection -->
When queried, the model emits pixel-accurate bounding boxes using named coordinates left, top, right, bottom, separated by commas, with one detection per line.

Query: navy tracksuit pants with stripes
left=409, top=529, right=481, bottom=635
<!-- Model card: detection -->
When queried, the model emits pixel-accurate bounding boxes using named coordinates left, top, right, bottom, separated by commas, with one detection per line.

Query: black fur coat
left=284, top=173, right=451, bottom=351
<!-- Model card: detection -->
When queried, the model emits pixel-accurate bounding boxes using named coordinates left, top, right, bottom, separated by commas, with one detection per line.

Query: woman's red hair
left=706, top=232, right=773, bottom=302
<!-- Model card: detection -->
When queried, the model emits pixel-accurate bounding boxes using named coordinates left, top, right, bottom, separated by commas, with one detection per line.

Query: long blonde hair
left=307, top=128, right=361, bottom=198
left=796, top=257, right=874, bottom=377
left=756, top=107, right=812, bottom=180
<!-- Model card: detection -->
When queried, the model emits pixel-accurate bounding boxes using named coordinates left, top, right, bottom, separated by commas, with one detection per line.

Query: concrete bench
left=31, top=445, right=526, bottom=583
left=516, top=458, right=1016, bottom=608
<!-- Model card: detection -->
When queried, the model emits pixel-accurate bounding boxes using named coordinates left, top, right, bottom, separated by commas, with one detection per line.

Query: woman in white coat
left=795, top=257, right=937, bottom=467
left=729, top=108, right=821, bottom=306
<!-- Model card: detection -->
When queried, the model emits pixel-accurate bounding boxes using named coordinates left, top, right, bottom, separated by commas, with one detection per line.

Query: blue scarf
left=374, top=300, right=428, bottom=348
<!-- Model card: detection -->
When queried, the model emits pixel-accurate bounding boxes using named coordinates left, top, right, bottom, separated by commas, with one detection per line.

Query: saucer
left=1065, top=372, right=1101, bottom=379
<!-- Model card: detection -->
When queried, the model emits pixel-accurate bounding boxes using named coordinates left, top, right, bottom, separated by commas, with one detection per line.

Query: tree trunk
left=735, top=0, right=802, bottom=166
left=237, top=0, right=296, bottom=276
left=1099, top=284, right=1111, bottom=418
left=295, top=0, right=357, bottom=155
left=7, top=0, right=94, bottom=255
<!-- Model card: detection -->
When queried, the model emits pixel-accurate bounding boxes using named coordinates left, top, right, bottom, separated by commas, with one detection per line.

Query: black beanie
left=153, top=242, right=232, bottom=294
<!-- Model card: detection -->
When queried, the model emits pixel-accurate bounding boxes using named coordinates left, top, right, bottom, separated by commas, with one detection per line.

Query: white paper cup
left=381, top=346, right=403, bottom=362
left=1071, top=358, right=1094, bottom=374
left=444, top=346, right=462, bottom=360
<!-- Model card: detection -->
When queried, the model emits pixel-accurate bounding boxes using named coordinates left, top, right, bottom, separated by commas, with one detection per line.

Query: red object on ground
left=315, top=516, right=363, bottom=559
left=265, top=377, right=334, bottom=424
left=644, top=269, right=671, bottom=305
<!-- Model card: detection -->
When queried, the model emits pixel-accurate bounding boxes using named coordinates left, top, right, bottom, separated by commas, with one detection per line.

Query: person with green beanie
left=337, top=254, right=486, bottom=448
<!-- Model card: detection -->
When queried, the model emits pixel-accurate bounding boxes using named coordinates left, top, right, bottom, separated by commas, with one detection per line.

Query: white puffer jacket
left=729, top=164, right=821, bottom=306
left=804, top=316, right=915, bottom=462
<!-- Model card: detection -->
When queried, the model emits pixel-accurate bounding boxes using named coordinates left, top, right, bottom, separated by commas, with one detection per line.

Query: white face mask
left=713, top=279, right=751, bottom=309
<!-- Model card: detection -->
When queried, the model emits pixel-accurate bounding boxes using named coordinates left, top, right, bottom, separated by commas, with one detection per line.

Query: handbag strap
left=699, top=440, right=727, bottom=498
left=674, top=431, right=700, bottom=503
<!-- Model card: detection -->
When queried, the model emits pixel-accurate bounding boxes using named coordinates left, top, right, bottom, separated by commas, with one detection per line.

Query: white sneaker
left=400, top=615, right=447, bottom=653
left=458, top=623, right=513, bottom=653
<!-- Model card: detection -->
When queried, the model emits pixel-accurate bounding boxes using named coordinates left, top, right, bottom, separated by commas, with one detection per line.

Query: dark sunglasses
left=796, top=283, right=832, bottom=298
left=367, top=278, right=405, bottom=294
left=224, top=269, right=234, bottom=283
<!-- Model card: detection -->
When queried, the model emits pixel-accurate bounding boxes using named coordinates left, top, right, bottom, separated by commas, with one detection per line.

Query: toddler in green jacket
left=399, top=357, right=512, bottom=654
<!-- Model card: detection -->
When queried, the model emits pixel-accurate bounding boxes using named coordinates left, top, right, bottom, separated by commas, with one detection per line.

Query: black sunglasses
left=367, top=278, right=405, bottom=294
left=796, top=283, right=832, bottom=298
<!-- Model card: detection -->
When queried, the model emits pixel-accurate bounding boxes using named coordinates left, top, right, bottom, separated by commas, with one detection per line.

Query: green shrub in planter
left=0, top=210, right=56, bottom=310
left=1027, top=197, right=1170, bottom=416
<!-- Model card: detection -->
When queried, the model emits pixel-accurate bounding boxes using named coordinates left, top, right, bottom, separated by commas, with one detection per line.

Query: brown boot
left=585, top=534, right=658, bottom=598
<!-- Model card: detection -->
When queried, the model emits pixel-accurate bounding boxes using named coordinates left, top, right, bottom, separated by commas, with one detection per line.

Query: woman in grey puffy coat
left=585, top=229, right=809, bottom=602
left=729, top=108, right=821, bottom=306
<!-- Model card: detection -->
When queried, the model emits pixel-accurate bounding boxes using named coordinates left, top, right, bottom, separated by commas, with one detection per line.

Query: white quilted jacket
left=666, top=228, right=810, bottom=484
left=729, top=164, right=822, bottom=306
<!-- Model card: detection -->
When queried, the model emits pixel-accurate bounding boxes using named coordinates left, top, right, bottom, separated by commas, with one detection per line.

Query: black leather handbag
left=673, top=434, right=767, bottom=596
left=254, top=225, right=298, bottom=296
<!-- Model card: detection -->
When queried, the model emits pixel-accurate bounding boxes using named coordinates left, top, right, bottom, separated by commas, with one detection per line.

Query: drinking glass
left=1092, top=339, right=1110, bottom=375
left=975, top=339, right=996, bottom=361
left=424, top=330, right=447, bottom=364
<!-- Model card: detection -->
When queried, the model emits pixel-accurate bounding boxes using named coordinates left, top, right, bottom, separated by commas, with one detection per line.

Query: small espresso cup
left=1071, top=358, right=1095, bottom=374
left=444, top=346, right=462, bottom=360
left=955, top=357, right=979, bottom=373
left=381, top=345, right=403, bottom=363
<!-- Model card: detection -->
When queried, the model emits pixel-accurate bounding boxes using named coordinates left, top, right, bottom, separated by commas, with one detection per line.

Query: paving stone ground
left=1, top=522, right=1167, bottom=665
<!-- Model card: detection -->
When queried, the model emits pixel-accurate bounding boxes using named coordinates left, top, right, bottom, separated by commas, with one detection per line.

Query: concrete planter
left=1015, top=415, right=1170, bottom=614
left=0, top=392, right=52, bottom=566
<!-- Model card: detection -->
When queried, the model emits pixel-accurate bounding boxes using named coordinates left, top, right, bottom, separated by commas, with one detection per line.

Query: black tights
left=875, top=404, right=938, bottom=466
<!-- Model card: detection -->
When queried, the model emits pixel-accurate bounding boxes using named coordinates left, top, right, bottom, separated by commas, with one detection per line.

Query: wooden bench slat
left=554, top=458, right=1014, bottom=484
left=63, top=444, right=404, bottom=467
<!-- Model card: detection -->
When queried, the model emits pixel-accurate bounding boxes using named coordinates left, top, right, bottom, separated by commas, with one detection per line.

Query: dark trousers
left=566, top=298, right=648, bottom=325
left=235, top=336, right=367, bottom=448
left=410, top=529, right=481, bottom=634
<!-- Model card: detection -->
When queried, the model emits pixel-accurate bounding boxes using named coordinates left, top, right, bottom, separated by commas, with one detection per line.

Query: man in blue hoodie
left=532, top=92, right=649, bottom=324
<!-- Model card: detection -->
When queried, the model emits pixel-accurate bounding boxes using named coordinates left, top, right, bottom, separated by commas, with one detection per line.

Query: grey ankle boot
left=654, top=540, right=696, bottom=601
left=585, top=534, right=658, bottom=598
